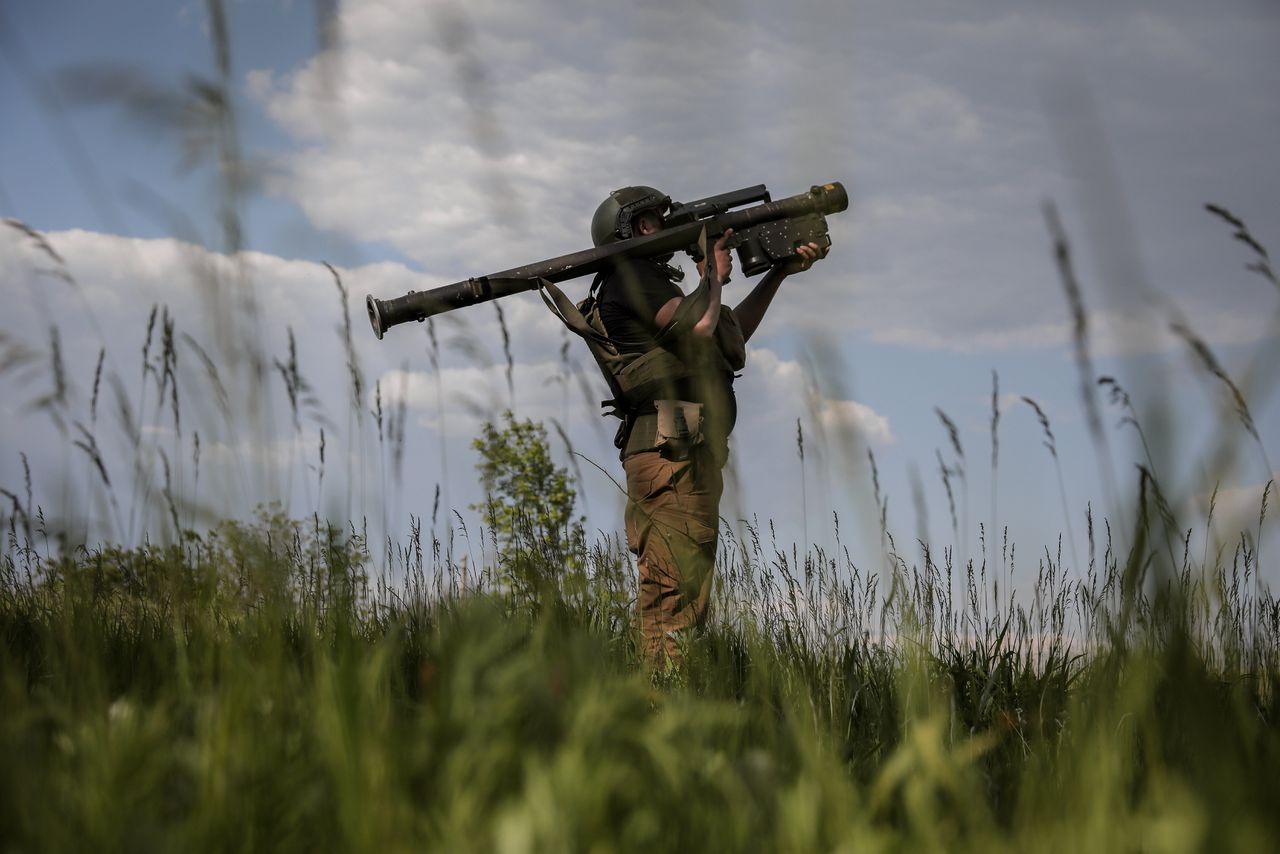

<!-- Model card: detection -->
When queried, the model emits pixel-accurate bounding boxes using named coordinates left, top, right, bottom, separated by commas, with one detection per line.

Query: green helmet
left=590, top=185, right=671, bottom=246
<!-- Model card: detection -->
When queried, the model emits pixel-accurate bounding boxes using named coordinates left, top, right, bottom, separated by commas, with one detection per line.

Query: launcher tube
left=367, top=182, right=847, bottom=338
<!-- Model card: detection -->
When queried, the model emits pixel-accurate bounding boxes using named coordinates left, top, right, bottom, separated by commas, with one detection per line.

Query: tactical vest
left=538, top=267, right=746, bottom=459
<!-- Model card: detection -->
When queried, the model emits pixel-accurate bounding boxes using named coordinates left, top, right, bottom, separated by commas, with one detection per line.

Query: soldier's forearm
left=691, top=276, right=722, bottom=338
left=733, top=266, right=788, bottom=342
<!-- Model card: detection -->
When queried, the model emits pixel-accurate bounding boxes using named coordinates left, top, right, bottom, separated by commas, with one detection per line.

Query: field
left=4, top=4, right=1280, bottom=849
left=2, top=429, right=1279, bottom=850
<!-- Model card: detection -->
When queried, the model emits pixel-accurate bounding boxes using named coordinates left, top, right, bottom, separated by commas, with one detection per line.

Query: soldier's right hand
left=780, top=240, right=828, bottom=275
left=710, top=228, right=734, bottom=284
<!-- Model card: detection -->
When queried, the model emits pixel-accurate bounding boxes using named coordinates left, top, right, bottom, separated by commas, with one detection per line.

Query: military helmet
left=590, top=185, right=672, bottom=246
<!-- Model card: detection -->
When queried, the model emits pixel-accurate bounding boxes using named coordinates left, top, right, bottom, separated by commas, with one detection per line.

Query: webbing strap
left=534, top=276, right=634, bottom=413
left=536, top=277, right=621, bottom=352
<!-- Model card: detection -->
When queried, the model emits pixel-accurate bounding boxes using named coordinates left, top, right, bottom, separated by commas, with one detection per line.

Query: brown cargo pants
left=622, top=446, right=724, bottom=667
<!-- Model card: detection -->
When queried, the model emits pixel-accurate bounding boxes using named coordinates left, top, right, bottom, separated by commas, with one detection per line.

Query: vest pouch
left=654, top=399, right=704, bottom=461
left=714, top=306, right=747, bottom=372
left=614, top=347, right=688, bottom=406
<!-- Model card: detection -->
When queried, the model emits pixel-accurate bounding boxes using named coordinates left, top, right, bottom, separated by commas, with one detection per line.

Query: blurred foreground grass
left=2, top=2, right=1278, bottom=844
left=2, top=503, right=1277, bottom=852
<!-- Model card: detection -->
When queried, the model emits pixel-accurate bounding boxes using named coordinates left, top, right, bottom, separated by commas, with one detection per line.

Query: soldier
left=583, top=185, right=828, bottom=667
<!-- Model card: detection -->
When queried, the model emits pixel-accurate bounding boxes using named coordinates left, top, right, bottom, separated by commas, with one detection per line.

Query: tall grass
left=3, top=2, right=1279, bottom=849
left=2, top=487, right=1277, bottom=850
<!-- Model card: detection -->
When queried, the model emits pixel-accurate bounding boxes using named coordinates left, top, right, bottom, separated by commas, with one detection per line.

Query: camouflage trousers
left=622, top=447, right=724, bottom=667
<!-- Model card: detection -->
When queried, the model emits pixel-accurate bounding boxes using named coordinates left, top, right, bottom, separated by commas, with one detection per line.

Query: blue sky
left=2, top=0, right=1278, bottom=584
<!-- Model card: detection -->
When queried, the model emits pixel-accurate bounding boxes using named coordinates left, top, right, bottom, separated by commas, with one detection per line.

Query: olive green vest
left=538, top=271, right=746, bottom=458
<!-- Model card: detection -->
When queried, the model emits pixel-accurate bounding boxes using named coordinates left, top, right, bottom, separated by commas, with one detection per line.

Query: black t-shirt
left=597, top=259, right=683, bottom=354
left=596, top=258, right=737, bottom=437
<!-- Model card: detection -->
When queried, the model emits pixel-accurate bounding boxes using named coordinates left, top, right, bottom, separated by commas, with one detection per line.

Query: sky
left=2, top=0, right=1278, bottom=586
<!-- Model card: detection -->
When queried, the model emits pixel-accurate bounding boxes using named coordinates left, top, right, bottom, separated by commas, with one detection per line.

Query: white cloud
left=744, top=347, right=894, bottom=447
left=377, top=359, right=599, bottom=438
left=0, top=223, right=605, bottom=535
left=885, top=76, right=983, bottom=144
left=1174, top=475, right=1280, bottom=577
left=862, top=193, right=974, bottom=230
left=233, top=0, right=1280, bottom=359
left=1129, top=12, right=1212, bottom=70
left=872, top=319, right=1070, bottom=353
left=868, top=304, right=1278, bottom=356
left=816, top=399, right=895, bottom=447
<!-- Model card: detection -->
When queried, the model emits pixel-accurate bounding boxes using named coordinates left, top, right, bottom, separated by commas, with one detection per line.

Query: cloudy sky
left=2, top=0, right=1278, bottom=581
